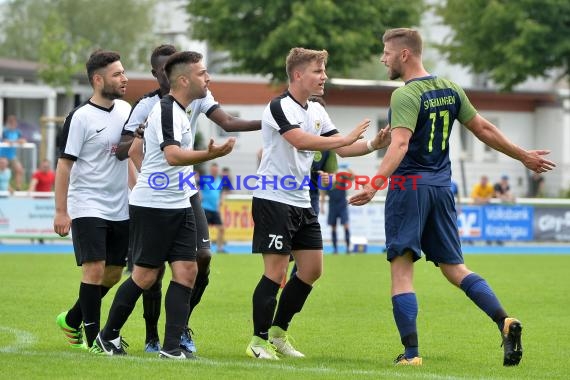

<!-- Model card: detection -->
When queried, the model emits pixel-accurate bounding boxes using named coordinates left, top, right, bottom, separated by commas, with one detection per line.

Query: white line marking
left=0, top=326, right=37, bottom=353
left=1, top=349, right=468, bottom=379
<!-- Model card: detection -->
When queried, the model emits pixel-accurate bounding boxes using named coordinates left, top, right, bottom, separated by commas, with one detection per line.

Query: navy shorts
left=252, top=197, right=323, bottom=254
left=385, top=185, right=463, bottom=265
left=204, top=210, right=223, bottom=226
left=327, top=205, right=348, bottom=226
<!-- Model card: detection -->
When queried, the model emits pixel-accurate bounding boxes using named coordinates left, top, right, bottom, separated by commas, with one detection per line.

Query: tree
left=0, top=0, right=158, bottom=87
left=436, top=0, right=570, bottom=90
left=186, top=0, right=424, bottom=83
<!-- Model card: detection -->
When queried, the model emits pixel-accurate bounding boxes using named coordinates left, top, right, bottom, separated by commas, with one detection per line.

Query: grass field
left=1, top=253, right=569, bottom=379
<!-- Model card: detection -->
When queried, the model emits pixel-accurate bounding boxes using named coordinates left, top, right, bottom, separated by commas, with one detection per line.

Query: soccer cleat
left=502, top=317, right=523, bottom=366
left=144, top=339, right=161, bottom=353
left=394, top=353, right=423, bottom=366
left=90, top=333, right=128, bottom=355
left=268, top=326, right=305, bottom=358
left=246, top=336, right=280, bottom=360
left=180, top=327, right=197, bottom=353
left=56, top=311, right=85, bottom=349
left=159, top=348, right=196, bottom=360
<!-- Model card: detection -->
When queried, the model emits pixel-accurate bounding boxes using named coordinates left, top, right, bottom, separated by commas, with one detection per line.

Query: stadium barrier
left=1, top=193, right=569, bottom=242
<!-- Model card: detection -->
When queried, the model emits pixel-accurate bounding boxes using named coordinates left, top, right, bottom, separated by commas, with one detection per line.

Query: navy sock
left=344, top=227, right=350, bottom=252
left=392, top=292, right=419, bottom=359
left=331, top=229, right=338, bottom=251
left=273, top=274, right=313, bottom=331
left=252, top=275, right=280, bottom=340
left=460, top=273, right=508, bottom=331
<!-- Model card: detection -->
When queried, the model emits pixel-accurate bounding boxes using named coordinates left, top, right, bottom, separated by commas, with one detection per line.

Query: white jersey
left=122, top=89, right=161, bottom=134
left=129, top=95, right=194, bottom=209
left=123, top=89, right=219, bottom=197
left=254, top=92, right=338, bottom=207
left=60, top=99, right=131, bottom=220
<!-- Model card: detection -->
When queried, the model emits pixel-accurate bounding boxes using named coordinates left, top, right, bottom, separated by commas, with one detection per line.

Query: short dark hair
left=164, top=51, right=203, bottom=82
left=150, top=44, right=177, bottom=68
left=86, top=50, right=121, bottom=86
left=382, top=28, right=423, bottom=56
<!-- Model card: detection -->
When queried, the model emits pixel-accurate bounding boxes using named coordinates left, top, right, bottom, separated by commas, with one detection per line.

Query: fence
left=1, top=193, right=570, bottom=243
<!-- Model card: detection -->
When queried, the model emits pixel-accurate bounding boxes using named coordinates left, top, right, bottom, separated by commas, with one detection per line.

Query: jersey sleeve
left=323, top=151, right=338, bottom=173
left=199, top=90, right=220, bottom=116
left=123, top=100, right=152, bottom=134
left=60, top=112, right=86, bottom=161
left=454, top=84, right=478, bottom=124
left=266, top=98, right=299, bottom=134
left=389, top=87, right=421, bottom=132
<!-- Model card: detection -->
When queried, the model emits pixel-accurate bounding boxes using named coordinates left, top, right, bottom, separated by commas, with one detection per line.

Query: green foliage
left=0, top=0, right=158, bottom=87
left=436, top=0, right=570, bottom=90
left=1, top=253, right=569, bottom=378
left=186, top=0, right=424, bottom=83
left=37, top=12, right=89, bottom=94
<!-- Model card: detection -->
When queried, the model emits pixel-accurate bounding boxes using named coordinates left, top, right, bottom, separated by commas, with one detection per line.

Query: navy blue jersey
left=388, top=76, right=477, bottom=187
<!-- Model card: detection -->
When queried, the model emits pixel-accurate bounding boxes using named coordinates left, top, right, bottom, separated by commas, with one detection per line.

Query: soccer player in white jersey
left=116, top=45, right=261, bottom=354
left=54, top=50, right=131, bottom=350
left=247, top=47, right=390, bottom=360
left=93, top=51, right=235, bottom=359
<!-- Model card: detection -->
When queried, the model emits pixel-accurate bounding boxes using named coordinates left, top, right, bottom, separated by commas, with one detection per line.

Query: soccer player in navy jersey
left=350, top=28, right=555, bottom=366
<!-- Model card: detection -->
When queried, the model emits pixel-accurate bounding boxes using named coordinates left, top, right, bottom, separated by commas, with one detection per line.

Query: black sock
left=344, top=227, right=350, bottom=251
left=163, top=281, right=192, bottom=352
left=66, top=299, right=83, bottom=329
left=187, top=268, right=210, bottom=325
left=79, top=283, right=102, bottom=347
left=143, top=278, right=162, bottom=343
left=273, top=274, right=312, bottom=331
left=252, top=275, right=280, bottom=340
left=100, top=285, right=111, bottom=298
left=101, top=277, right=143, bottom=341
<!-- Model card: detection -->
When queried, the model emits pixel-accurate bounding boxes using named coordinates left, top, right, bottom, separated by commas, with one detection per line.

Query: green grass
left=1, top=253, right=569, bottom=379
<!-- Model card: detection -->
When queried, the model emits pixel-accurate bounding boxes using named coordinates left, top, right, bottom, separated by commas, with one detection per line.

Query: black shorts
left=252, top=197, right=322, bottom=255
left=71, top=217, right=129, bottom=267
left=129, top=205, right=197, bottom=268
left=205, top=209, right=223, bottom=226
left=190, top=193, right=210, bottom=250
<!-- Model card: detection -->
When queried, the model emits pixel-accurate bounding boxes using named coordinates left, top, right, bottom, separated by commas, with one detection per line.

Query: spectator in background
left=29, top=159, right=56, bottom=193
left=220, top=166, right=233, bottom=194
left=201, top=162, right=226, bottom=253
left=471, top=175, right=494, bottom=205
left=0, top=156, right=13, bottom=194
left=1, top=115, right=26, bottom=190
left=528, top=172, right=545, bottom=197
left=494, top=175, right=516, bottom=203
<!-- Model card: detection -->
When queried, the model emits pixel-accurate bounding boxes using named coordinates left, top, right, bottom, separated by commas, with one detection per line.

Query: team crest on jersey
left=314, top=151, right=322, bottom=162
left=314, top=120, right=321, bottom=131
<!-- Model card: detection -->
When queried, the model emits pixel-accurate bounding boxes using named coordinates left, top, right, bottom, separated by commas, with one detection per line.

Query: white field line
left=0, top=326, right=37, bottom=353
left=0, top=348, right=480, bottom=380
